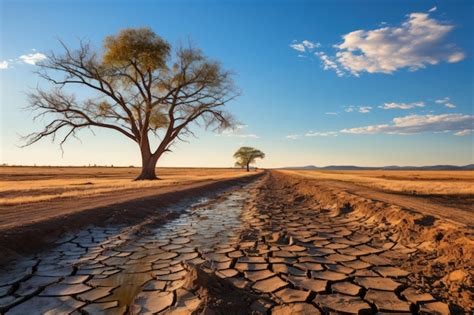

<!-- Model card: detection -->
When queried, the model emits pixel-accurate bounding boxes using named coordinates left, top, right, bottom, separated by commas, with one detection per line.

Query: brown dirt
left=0, top=173, right=262, bottom=266
left=271, top=170, right=473, bottom=311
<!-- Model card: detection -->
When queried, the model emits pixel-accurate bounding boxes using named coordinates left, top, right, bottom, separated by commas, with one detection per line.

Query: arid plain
left=0, top=167, right=472, bottom=314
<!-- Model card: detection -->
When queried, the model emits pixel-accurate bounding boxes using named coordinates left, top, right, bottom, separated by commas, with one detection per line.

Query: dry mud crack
left=0, top=172, right=471, bottom=314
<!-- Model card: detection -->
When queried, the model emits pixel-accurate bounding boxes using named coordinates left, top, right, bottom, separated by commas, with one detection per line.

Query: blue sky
left=1, top=0, right=473, bottom=167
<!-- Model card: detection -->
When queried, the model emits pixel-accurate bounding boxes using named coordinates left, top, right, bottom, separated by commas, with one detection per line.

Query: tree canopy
left=233, top=147, right=265, bottom=171
left=24, top=27, right=239, bottom=179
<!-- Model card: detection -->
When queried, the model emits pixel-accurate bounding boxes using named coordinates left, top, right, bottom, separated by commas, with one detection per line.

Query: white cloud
left=305, top=131, right=338, bottom=137
left=333, top=11, right=465, bottom=75
left=228, top=134, right=259, bottom=138
left=428, top=6, right=437, bottom=12
left=435, top=97, right=456, bottom=108
left=358, top=106, right=372, bottom=113
left=290, top=40, right=321, bottom=53
left=380, top=101, right=425, bottom=110
left=341, top=113, right=474, bottom=135
left=454, top=129, right=471, bottom=136
left=302, top=40, right=320, bottom=49
left=315, top=51, right=344, bottom=77
left=435, top=97, right=449, bottom=104
left=444, top=103, right=456, bottom=108
left=345, top=105, right=372, bottom=113
left=0, top=61, right=8, bottom=69
left=220, top=124, right=259, bottom=138
left=325, top=112, right=338, bottom=115
left=286, top=134, right=301, bottom=140
left=19, top=52, right=47, bottom=65
left=290, top=43, right=306, bottom=52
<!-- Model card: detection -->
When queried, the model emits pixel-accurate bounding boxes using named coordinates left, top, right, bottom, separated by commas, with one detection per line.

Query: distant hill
left=282, top=164, right=474, bottom=170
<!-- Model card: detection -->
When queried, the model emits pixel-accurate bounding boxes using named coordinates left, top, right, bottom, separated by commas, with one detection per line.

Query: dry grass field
left=280, top=169, right=474, bottom=195
left=0, top=166, right=255, bottom=206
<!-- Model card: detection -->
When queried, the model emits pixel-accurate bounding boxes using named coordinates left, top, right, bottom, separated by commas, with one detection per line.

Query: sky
left=0, top=0, right=473, bottom=168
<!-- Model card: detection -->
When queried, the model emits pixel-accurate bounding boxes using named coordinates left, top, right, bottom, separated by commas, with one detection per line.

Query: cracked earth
left=0, top=172, right=471, bottom=314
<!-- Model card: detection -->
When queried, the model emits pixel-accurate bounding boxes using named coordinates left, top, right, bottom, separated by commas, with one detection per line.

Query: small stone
left=444, top=269, right=468, bottom=283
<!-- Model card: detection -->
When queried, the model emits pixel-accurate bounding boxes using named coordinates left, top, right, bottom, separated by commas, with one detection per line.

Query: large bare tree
left=24, top=28, right=238, bottom=179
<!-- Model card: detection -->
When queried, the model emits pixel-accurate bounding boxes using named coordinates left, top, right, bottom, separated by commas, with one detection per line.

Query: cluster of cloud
left=285, top=134, right=301, bottom=140
left=315, top=51, right=344, bottom=77
left=341, top=113, right=473, bottom=136
left=306, top=131, right=338, bottom=137
left=290, top=8, right=465, bottom=76
left=344, top=105, right=372, bottom=113
left=379, top=102, right=425, bottom=110
left=290, top=40, right=320, bottom=53
left=286, top=113, right=473, bottom=139
left=341, top=97, right=456, bottom=115
left=435, top=97, right=456, bottom=108
left=285, top=130, right=338, bottom=140
left=0, top=51, right=46, bottom=70
left=220, top=124, right=259, bottom=139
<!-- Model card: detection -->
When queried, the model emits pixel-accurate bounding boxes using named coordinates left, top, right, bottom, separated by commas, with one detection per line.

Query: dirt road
left=0, top=171, right=472, bottom=314
left=279, top=170, right=473, bottom=227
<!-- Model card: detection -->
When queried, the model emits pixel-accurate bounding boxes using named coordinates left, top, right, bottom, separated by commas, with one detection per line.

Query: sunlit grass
left=280, top=170, right=474, bottom=195
left=0, top=167, right=257, bottom=206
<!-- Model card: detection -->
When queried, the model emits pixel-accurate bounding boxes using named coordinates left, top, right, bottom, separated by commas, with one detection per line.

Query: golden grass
left=280, top=170, right=474, bottom=195
left=0, top=167, right=257, bottom=206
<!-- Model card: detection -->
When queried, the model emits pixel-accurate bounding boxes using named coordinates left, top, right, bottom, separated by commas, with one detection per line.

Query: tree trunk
left=246, top=162, right=250, bottom=172
left=136, top=145, right=160, bottom=180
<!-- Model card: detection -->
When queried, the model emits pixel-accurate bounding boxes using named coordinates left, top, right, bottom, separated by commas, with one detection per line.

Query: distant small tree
left=233, top=147, right=265, bottom=172
left=24, top=28, right=238, bottom=180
